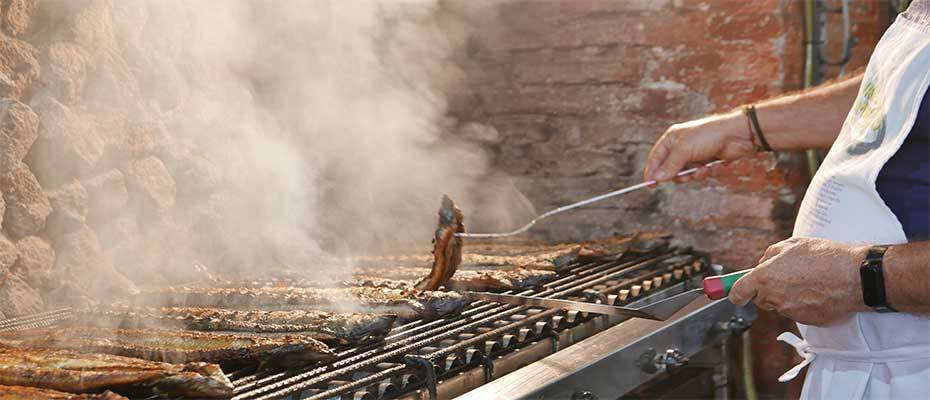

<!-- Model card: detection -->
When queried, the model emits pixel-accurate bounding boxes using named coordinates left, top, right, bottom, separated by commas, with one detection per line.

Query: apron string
left=777, top=332, right=930, bottom=383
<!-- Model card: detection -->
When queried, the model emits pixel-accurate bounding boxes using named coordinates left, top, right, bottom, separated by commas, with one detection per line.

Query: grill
left=0, top=241, right=755, bottom=400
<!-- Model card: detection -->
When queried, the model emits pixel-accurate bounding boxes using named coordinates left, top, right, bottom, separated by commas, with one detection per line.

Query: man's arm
left=754, top=72, right=863, bottom=151
left=885, top=241, right=930, bottom=314
left=644, top=72, right=863, bottom=182
left=728, top=238, right=930, bottom=326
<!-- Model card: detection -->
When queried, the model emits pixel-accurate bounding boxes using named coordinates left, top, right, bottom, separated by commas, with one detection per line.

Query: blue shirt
left=875, top=84, right=930, bottom=241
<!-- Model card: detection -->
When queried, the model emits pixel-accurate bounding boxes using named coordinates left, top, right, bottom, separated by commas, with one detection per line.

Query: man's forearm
left=754, top=72, right=863, bottom=151
left=884, top=241, right=930, bottom=314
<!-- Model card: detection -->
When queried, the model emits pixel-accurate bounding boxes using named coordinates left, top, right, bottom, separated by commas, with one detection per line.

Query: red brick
left=708, top=11, right=781, bottom=42
left=481, top=84, right=638, bottom=117
left=511, top=45, right=650, bottom=84
left=636, top=12, right=711, bottom=47
left=707, top=81, right=778, bottom=110
left=660, top=185, right=779, bottom=231
left=676, top=0, right=780, bottom=14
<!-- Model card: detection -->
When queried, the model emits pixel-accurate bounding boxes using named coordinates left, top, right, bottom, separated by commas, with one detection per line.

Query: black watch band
left=859, top=245, right=896, bottom=313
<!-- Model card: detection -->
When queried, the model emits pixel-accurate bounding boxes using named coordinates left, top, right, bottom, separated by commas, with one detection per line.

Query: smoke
left=29, top=0, right=528, bottom=289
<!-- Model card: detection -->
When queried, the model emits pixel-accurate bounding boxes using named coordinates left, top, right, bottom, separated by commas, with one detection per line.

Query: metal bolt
left=572, top=390, right=598, bottom=400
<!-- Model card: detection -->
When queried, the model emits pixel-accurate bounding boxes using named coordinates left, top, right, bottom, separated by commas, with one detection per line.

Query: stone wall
left=450, top=0, right=888, bottom=269
left=0, top=0, right=891, bottom=319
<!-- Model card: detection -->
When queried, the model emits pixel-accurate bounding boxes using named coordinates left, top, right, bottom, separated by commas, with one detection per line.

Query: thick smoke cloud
left=29, top=0, right=529, bottom=289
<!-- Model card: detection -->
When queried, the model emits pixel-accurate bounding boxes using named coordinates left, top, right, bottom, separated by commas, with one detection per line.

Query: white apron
left=788, top=14, right=930, bottom=400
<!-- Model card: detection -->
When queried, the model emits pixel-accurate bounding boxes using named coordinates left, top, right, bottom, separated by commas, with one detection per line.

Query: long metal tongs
left=465, top=268, right=752, bottom=321
left=456, top=160, right=724, bottom=238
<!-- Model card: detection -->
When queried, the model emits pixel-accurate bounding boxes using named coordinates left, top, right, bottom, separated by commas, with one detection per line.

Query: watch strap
left=860, top=245, right=896, bottom=313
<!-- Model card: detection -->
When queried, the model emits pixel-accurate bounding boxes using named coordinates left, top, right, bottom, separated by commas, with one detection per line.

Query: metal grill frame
left=0, top=245, right=751, bottom=400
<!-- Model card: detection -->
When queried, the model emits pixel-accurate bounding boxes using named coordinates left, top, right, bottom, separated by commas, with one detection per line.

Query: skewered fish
left=74, top=307, right=397, bottom=345
left=415, top=195, right=465, bottom=290
left=0, top=347, right=233, bottom=398
left=354, top=267, right=557, bottom=292
left=345, top=233, right=671, bottom=274
left=0, top=386, right=127, bottom=400
left=135, top=286, right=470, bottom=319
left=446, top=268, right=557, bottom=291
left=0, top=326, right=335, bottom=369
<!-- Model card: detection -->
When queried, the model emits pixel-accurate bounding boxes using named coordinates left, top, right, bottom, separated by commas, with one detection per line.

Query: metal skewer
left=457, top=160, right=724, bottom=238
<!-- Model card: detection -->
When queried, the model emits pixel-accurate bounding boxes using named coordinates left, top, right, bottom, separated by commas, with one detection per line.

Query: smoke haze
left=28, top=0, right=531, bottom=289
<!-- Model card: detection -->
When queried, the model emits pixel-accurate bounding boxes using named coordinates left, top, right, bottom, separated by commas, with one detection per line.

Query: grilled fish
left=0, top=347, right=232, bottom=398
left=354, top=267, right=557, bottom=292
left=415, top=195, right=465, bottom=290
left=0, top=386, right=127, bottom=400
left=0, top=327, right=335, bottom=369
left=75, top=307, right=397, bottom=345
left=345, top=233, right=670, bottom=275
left=446, top=268, right=557, bottom=291
left=135, top=286, right=470, bottom=319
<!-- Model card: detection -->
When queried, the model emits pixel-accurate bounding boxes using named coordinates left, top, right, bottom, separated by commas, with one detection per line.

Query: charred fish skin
left=405, top=290, right=470, bottom=320
left=0, top=347, right=233, bottom=398
left=416, top=195, right=464, bottom=291
left=75, top=306, right=398, bottom=345
left=0, top=327, right=336, bottom=369
left=150, top=362, right=233, bottom=398
left=135, top=286, right=468, bottom=319
left=0, top=385, right=128, bottom=400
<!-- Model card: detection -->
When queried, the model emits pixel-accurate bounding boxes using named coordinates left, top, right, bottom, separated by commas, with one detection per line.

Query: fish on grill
left=0, top=326, right=335, bottom=369
left=75, top=307, right=397, bottom=345
left=415, top=195, right=464, bottom=290
left=0, top=347, right=233, bottom=398
left=354, top=267, right=557, bottom=292
left=344, top=233, right=671, bottom=275
left=0, top=386, right=127, bottom=400
left=456, top=232, right=672, bottom=270
left=135, top=286, right=469, bottom=319
left=445, top=268, right=557, bottom=291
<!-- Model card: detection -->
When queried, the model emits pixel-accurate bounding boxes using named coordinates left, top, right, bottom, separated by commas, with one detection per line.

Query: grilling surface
left=0, top=233, right=708, bottom=399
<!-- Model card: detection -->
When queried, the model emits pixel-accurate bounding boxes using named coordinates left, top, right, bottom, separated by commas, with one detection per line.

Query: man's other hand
left=643, top=110, right=754, bottom=184
left=728, top=237, right=870, bottom=326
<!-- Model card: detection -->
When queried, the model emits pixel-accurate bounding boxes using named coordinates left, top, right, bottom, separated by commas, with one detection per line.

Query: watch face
left=860, top=263, right=884, bottom=308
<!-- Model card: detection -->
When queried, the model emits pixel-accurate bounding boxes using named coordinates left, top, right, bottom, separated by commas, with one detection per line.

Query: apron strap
left=777, top=331, right=930, bottom=383
left=778, top=332, right=814, bottom=382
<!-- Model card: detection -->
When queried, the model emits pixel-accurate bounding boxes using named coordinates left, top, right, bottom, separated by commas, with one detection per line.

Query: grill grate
left=0, top=245, right=706, bottom=400
left=0, top=308, right=73, bottom=332
left=232, top=247, right=704, bottom=400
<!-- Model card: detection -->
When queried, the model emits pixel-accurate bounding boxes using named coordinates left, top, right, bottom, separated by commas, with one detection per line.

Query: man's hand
left=643, top=111, right=754, bottom=183
left=728, top=237, right=870, bottom=326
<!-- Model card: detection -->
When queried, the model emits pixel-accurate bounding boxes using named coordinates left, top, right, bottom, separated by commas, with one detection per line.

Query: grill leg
left=712, top=340, right=730, bottom=400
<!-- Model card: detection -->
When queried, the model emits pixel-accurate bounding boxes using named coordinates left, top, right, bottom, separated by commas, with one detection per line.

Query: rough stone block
left=0, top=273, right=42, bottom=317
left=1, top=162, right=51, bottom=238
left=39, top=41, right=92, bottom=104
left=1, top=0, right=39, bottom=37
left=9, top=235, right=53, bottom=289
left=94, top=213, right=136, bottom=251
left=123, top=156, right=176, bottom=212
left=171, top=155, right=222, bottom=199
left=0, top=233, right=16, bottom=274
left=53, top=225, right=136, bottom=298
left=0, top=99, right=38, bottom=174
left=46, top=179, right=88, bottom=238
left=31, top=97, right=105, bottom=184
left=82, top=169, right=128, bottom=224
left=0, top=35, right=37, bottom=99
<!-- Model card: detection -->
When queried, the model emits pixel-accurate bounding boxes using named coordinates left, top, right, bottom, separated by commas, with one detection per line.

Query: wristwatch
left=859, top=245, right=896, bottom=312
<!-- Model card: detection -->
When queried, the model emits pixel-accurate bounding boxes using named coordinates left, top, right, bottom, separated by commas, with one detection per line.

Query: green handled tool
left=464, top=268, right=753, bottom=321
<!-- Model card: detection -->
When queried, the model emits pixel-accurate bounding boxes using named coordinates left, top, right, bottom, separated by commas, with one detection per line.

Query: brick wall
left=450, top=1, right=890, bottom=397
left=451, top=0, right=889, bottom=269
